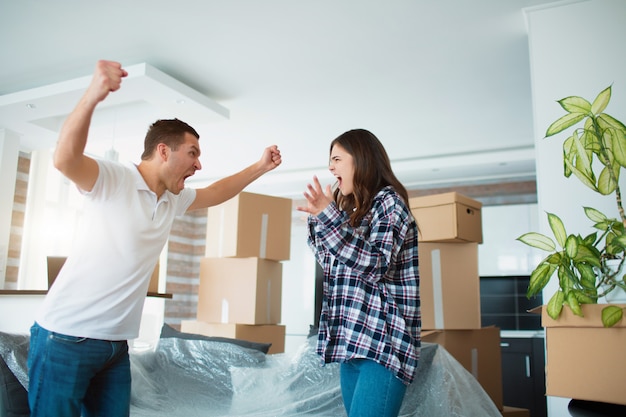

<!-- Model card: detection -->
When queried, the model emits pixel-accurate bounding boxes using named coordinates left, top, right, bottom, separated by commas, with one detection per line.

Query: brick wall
left=164, top=208, right=207, bottom=329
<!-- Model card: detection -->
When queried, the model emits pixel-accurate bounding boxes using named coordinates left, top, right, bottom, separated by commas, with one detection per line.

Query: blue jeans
left=340, top=358, right=407, bottom=417
left=27, top=322, right=131, bottom=417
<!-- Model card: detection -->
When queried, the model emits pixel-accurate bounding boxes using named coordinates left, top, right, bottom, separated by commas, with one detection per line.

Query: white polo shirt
left=36, top=159, right=196, bottom=340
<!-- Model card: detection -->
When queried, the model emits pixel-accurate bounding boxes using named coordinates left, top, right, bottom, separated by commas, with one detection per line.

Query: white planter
left=598, top=259, right=626, bottom=304
left=602, top=285, right=626, bottom=303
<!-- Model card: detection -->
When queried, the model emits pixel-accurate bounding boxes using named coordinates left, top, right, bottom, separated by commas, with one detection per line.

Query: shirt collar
left=130, top=162, right=171, bottom=204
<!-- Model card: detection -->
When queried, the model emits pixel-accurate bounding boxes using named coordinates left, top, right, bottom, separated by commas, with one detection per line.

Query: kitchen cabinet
left=500, top=335, right=547, bottom=417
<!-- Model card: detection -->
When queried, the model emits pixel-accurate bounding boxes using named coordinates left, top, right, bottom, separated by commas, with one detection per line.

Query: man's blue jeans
left=27, top=322, right=131, bottom=417
left=340, top=358, right=407, bottom=417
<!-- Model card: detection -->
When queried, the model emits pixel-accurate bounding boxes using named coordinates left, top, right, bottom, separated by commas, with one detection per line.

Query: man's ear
left=156, top=143, right=169, bottom=161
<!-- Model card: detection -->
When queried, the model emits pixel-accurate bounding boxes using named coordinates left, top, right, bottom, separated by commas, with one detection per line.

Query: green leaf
left=565, top=235, right=578, bottom=258
left=517, top=232, right=556, bottom=251
left=597, top=113, right=626, bottom=132
left=546, top=291, right=565, bottom=320
left=582, top=123, right=602, bottom=152
left=601, top=305, right=623, bottom=328
left=577, top=263, right=597, bottom=292
left=527, top=263, right=555, bottom=297
left=572, top=289, right=596, bottom=304
left=546, top=112, right=587, bottom=137
left=611, top=219, right=625, bottom=233
left=564, top=158, right=598, bottom=191
left=597, top=165, right=618, bottom=195
left=590, top=86, right=611, bottom=115
left=566, top=292, right=583, bottom=316
left=605, top=232, right=626, bottom=256
left=615, top=234, right=626, bottom=248
left=545, top=252, right=563, bottom=265
left=572, top=130, right=593, bottom=176
left=563, top=136, right=575, bottom=177
left=573, top=245, right=602, bottom=267
left=582, top=232, right=598, bottom=246
left=547, top=213, right=567, bottom=247
left=584, top=206, right=608, bottom=223
left=605, top=123, right=626, bottom=168
left=583, top=207, right=607, bottom=223
left=559, top=96, right=592, bottom=114
left=558, top=264, right=572, bottom=290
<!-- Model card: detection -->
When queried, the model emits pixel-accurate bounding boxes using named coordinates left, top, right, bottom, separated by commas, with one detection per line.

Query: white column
left=526, top=1, right=626, bottom=416
left=0, top=128, right=21, bottom=287
left=527, top=0, right=626, bottom=289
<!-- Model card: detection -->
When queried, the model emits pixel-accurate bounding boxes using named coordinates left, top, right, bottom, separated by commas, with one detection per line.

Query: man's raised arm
left=53, top=60, right=128, bottom=191
left=188, top=144, right=282, bottom=211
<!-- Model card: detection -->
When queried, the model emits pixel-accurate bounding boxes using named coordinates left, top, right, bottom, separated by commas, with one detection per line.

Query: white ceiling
left=0, top=0, right=558, bottom=198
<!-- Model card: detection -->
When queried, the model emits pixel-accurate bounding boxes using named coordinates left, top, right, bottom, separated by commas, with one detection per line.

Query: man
left=27, top=60, right=282, bottom=417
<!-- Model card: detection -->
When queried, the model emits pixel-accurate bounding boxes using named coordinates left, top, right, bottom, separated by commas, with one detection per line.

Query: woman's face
left=329, top=144, right=355, bottom=196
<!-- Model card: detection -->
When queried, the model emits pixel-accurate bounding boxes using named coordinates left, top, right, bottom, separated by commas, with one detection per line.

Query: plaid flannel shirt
left=307, top=186, right=421, bottom=385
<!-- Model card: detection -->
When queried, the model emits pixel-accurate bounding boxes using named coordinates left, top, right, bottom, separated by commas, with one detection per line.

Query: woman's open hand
left=296, top=176, right=333, bottom=216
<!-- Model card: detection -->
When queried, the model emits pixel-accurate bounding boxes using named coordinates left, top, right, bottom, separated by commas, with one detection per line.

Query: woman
left=297, top=129, right=420, bottom=417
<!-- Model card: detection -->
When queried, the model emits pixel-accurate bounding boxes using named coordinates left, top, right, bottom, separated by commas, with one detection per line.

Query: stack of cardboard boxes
left=409, top=192, right=529, bottom=417
left=181, top=192, right=292, bottom=354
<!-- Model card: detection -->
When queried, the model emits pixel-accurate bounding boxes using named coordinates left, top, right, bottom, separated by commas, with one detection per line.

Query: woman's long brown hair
left=330, top=129, right=409, bottom=227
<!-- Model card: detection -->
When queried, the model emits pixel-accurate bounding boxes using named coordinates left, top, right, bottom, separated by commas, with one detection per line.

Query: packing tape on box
left=217, top=208, right=226, bottom=258
left=259, top=213, right=268, bottom=258
left=267, top=279, right=272, bottom=323
left=431, top=249, right=444, bottom=329
left=221, top=298, right=229, bottom=323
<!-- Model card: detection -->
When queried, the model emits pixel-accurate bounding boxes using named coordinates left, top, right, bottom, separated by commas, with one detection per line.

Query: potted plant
left=517, top=85, right=626, bottom=328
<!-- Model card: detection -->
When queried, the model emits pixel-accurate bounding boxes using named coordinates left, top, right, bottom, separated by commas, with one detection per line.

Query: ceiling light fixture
left=0, top=62, right=230, bottom=152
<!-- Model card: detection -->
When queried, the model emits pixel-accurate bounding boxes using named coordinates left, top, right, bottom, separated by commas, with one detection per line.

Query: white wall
left=526, top=1, right=626, bottom=415
left=281, top=213, right=317, bottom=353
left=479, top=204, right=541, bottom=277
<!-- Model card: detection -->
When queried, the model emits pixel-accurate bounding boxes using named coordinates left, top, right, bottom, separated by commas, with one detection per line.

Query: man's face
left=165, top=132, right=202, bottom=194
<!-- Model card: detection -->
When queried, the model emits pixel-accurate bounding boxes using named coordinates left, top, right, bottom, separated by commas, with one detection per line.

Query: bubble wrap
left=0, top=332, right=502, bottom=417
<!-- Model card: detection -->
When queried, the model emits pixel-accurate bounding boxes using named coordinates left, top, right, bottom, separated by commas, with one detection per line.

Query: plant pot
left=599, top=259, right=626, bottom=304
left=603, top=286, right=626, bottom=303
left=536, top=304, right=626, bottom=406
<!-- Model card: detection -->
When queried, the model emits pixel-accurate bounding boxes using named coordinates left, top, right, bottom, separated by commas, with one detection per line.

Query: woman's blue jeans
left=340, top=358, right=407, bottom=417
left=27, top=322, right=131, bottom=417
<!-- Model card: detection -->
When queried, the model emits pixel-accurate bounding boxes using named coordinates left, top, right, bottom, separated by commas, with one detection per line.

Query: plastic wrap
left=0, top=331, right=29, bottom=389
left=1, top=331, right=502, bottom=417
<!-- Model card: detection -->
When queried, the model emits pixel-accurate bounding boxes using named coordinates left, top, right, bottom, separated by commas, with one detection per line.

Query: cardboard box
left=197, top=257, right=282, bottom=325
left=422, top=327, right=503, bottom=410
left=537, top=304, right=626, bottom=405
left=205, top=191, right=292, bottom=261
left=409, top=192, right=482, bottom=243
left=419, top=242, right=481, bottom=329
left=181, top=321, right=286, bottom=354
left=501, top=406, right=530, bottom=417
